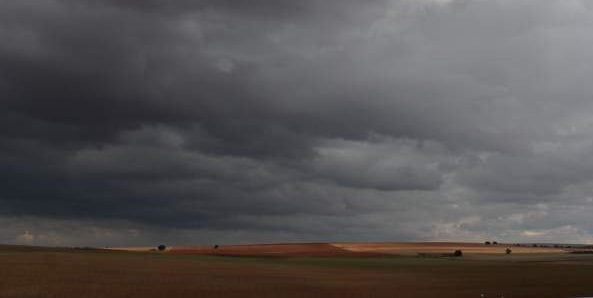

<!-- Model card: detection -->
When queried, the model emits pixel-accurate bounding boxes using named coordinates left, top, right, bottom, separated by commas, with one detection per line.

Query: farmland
left=165, top=242, right=568, bottom=256
left=2, top=243, right=593, bottom=297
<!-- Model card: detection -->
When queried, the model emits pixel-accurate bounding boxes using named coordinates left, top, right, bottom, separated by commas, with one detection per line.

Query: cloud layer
left=3, top=0, right=593, bottom=246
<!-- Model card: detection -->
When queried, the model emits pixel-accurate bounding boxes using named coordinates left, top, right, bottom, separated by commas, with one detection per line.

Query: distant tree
left=453, top=250, right=463, bottom=257
left=493, top=241, right=498, bottom=245
left=532, top=244, right=538, bottom=247
left=505, top=248, right=512, bottom=255
left=157, top=245, right=166, bottom=251
left=485, top=241, right=491, bottom=245
left=213, top=245, right=219, bottom=250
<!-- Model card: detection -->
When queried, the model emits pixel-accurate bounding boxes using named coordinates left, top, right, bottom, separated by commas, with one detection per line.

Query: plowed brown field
left=0, top=249, right=419, bottom=298
left=168, top=243, right=382, bottom=257
left=4, top=244, right=593, bottom=297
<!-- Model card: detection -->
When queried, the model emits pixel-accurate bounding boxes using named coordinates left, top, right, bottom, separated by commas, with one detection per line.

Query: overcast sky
left=3, top=0, right=593, bottom=247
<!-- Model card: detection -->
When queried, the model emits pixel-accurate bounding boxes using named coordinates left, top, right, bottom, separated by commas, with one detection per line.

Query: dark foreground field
left=2, top=245, right=593, bottom=297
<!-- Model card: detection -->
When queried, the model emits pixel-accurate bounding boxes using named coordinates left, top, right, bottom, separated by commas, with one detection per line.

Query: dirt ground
left=2, top=245, right=593, bottom=297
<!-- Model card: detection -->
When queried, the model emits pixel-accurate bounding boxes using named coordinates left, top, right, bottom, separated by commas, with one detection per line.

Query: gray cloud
left=3, top=0, right=593, bottom=246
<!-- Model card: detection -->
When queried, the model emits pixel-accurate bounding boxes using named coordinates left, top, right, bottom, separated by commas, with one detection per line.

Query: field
left=165, top=242, right=567, bottom=256
left=2, top=243, right=593, bottom=297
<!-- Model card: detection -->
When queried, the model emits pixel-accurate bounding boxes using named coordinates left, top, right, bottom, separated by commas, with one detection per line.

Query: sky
left=3, top=0, right=593, bottom=247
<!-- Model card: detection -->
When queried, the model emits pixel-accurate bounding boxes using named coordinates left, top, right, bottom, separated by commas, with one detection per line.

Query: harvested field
left=3, top=245, right=593, bottom=297
left=332, top=242, right=567, bottom=255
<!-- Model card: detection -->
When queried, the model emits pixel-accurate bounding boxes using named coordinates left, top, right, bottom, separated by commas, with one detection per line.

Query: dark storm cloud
left=4, top=0, right=593, bottom=246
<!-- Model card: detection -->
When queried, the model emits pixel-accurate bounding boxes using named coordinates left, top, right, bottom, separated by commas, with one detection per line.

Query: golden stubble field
left=2, top=243, right=593, bottom=298
left=331, top=242, right=566, bottom=255
left=164, top=242, right=566, bottom=256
